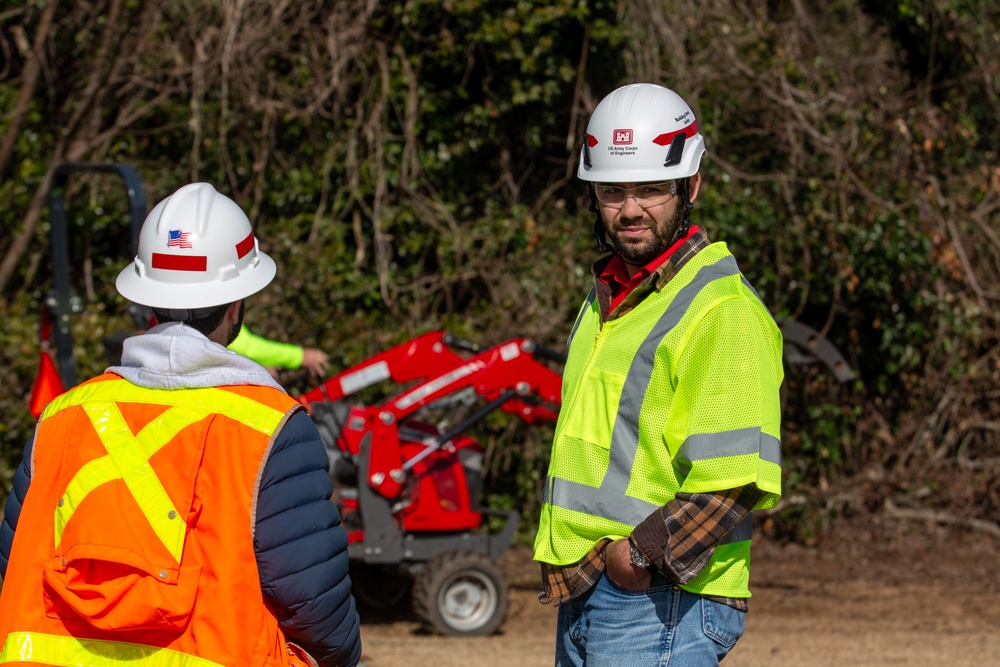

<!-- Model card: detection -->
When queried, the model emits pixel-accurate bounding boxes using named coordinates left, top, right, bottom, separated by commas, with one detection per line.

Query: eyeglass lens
left=595, top=182, right=676, bottom=208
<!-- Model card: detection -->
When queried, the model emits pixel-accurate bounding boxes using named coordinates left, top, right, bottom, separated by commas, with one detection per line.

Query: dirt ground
left=358, top=521, right=1000, bottom=667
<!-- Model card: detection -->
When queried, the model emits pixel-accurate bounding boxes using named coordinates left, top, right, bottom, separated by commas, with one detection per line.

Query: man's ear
left=226, top=300, right=243, bottom=324
left=688, top=173, right=702, bottom=203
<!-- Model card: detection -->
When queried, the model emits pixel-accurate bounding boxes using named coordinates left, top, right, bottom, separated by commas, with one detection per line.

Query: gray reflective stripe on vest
left=546, top=478, right=754, bottom=546
left=566, top=288, right=597, bottom=349
left=676, top=428, right=782, bottom=473
left=550, top=255, right=755, bottom=534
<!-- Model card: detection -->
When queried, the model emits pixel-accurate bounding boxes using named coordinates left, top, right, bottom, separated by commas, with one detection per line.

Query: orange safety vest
left=0, top=373, right=314, bottom=667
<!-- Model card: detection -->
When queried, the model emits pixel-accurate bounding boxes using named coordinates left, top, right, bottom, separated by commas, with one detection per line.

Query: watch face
left=629, top=542, right=650, bottom=569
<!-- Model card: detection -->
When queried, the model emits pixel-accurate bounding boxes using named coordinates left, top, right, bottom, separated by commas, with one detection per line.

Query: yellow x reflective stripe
left=0, top=631, right=224, bottom=667
left=54, top=402, right=205, bottom=561
left=47, top=379, right=288, bottom=562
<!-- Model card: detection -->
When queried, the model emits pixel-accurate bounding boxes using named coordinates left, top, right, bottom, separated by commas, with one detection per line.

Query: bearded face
left=600, top=184, right=688, bottom=267
left=605, top=201, right=687, bottom=266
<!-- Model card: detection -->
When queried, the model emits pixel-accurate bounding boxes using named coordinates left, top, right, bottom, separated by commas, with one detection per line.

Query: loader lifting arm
left=299, top=330, right=468, bottom=404
left=364, top=336, right=562, bottom=499
left=28, top=163, right=148, bottom=417
left=48, top=163, right=147, bottom=389
left=300, top=332, right=563, bottom=501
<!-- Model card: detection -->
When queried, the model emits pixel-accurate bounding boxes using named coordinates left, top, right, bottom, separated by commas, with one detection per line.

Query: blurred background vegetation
left=1, top=0, right=998, bottom=544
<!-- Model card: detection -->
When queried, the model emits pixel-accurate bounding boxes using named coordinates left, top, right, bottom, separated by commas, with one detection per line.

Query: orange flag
left=28, top=350, right=66, bottom=418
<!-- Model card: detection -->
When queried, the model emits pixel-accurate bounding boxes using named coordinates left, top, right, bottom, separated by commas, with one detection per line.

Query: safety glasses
left=593, top=181, right=678, bottom=209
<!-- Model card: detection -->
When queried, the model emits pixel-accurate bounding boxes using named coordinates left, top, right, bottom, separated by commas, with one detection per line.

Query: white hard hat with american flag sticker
left=116, top=182, right=276, bottom=309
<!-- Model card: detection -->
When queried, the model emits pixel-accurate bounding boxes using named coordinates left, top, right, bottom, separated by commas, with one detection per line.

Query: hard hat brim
left=115, top=252, right=277, bottom=309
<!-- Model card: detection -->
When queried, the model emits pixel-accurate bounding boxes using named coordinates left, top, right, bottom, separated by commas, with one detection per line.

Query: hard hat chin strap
left=675, top=177, right=694, bottom=239
left=588, top=184, right=612, bottom=254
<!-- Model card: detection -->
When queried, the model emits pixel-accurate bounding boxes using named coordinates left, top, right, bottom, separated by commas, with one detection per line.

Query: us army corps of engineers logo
left=609, top=128, right=637, bottom=156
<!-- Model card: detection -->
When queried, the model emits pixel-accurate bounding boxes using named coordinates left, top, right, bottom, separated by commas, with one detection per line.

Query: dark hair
left=151, top=304, right=230, bottom=337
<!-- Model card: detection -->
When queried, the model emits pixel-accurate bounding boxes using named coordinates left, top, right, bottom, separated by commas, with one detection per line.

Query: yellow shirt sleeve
left=228, top=326, right=304, bottom=369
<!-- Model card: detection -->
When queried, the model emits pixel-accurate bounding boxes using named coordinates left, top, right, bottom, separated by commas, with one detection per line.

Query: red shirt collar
left=599, top=226, right=701, bottom=309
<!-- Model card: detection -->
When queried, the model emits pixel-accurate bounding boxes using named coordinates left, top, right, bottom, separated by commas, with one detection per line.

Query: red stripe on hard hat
left=652, top=121, right=699, bottom=146
left=151, top=253, right=208, bottom=271
left=586, top=133, right=599, bottom=147
left=236, top=232, right=254, bottom=259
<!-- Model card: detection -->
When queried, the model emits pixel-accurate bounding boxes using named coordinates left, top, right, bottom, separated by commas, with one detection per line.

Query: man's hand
left=301, top=348, right=330, bottom=378
left=604, top=538, right=652, bottom=591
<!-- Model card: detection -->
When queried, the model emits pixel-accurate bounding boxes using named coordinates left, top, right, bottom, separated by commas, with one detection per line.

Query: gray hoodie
left=108, top=321, right=284, bottom=391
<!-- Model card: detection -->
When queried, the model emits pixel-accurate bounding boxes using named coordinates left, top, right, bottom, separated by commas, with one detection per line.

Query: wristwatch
left=627, top=536, right=652, bottom=570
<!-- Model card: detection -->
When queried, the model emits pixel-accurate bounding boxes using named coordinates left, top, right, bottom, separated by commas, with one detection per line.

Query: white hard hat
left=116, top=183, right=276, bottom=309
left=578, top=83, right=705, bottom=183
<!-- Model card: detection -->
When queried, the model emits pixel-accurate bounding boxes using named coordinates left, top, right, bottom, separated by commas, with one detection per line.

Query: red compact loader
left=297, top=331, right=565, bottom=636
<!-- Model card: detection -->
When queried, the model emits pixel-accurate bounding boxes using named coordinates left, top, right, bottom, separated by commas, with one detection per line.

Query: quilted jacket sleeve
left=0, top=438, right=33, bottom=580
left=255, top=409, right=362, bottom=667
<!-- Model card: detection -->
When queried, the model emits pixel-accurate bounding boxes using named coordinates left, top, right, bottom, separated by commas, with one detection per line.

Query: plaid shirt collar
left=591, top=226, right=712, bottom=321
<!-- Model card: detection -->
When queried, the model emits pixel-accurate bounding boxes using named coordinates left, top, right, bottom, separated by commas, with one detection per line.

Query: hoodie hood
left=107, top=322, right=285, bottom=392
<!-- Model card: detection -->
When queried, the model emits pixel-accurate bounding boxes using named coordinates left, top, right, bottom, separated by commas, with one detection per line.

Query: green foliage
left=2, top=0, right=999, bottom=536
left=0, top=293, right=38, bottom=496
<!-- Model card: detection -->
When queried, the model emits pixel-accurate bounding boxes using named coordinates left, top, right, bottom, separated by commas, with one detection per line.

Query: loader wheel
left=413, top=550, right=508, bottom=637
left=351, top=564, right=412, bottom=617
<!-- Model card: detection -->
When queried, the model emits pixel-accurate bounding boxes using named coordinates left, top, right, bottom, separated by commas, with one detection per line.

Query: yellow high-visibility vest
left=534, top=242, right=783, bottom=598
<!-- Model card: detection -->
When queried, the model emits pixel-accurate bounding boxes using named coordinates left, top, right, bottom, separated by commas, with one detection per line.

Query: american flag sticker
left=167, top=229, right=193, bottom=249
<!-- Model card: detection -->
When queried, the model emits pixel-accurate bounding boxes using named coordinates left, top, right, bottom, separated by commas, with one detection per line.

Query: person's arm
left=230, top=327, right=330, bottom=377
left=254, top=410, right=362, bottom=667
left=612, top=486, right=763, bottom=587
left=667, top=295, right=784, bottom=502
left=610, top=295, right=783, bottom=586
left=1, top=438, right=34, bottom=580
left=229, top=326, right=305, bottom=370
left=299, top=347, right=330, bottom=377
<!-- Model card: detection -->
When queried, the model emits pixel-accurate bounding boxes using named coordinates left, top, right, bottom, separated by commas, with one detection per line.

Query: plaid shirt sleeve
left=630, top=485, right=765, bottom=584
left=539, top=485, right=763, bottom=609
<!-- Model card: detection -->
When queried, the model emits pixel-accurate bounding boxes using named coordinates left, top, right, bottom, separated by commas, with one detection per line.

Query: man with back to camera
left=533, top=83, right=784, bottom=665
left=0, top=182, right=362, bottom=666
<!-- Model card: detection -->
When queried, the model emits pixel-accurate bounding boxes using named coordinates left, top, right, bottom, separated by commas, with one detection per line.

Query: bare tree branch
left=0, top=0, right=59, bottom=182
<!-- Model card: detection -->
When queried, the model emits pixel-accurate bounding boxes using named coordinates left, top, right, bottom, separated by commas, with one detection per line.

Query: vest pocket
left=43, top=546, right=201, bottom=632
left=551, top=368, right=625, bottom=487
left=562, top=367, right=625, bottom=448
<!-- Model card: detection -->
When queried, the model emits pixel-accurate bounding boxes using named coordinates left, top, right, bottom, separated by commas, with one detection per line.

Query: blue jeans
left=554, top=570, right=745, bottom=667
